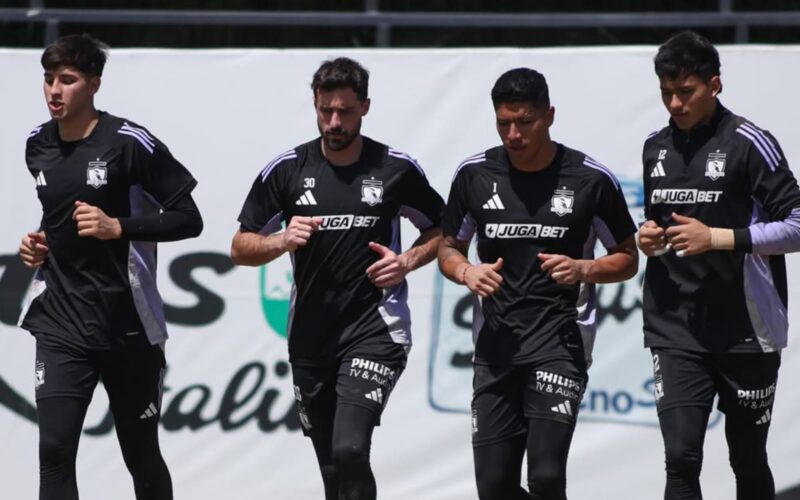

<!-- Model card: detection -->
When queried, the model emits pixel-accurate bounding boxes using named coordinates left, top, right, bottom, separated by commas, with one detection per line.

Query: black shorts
left=291, top=344, right=406, bottom=437
left=34, top=339, right=166, bottom=424
left=471, top=357, right=588, bottom=447
left=650, top=348, right=780, bottom=422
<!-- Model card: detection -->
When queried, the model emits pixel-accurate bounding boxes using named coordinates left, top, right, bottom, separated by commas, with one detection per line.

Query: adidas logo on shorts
left=551, top=400, right=573, bottom=416
left=365, top=388, right=384, bottom=405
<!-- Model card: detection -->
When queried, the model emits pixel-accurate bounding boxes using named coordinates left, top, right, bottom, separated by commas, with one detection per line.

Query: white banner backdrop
left=1, top=46, right=799, bottom=500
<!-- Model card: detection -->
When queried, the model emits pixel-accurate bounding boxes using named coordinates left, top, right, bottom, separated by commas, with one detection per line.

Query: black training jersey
left=19, top=112, right=197, bottom=349
left=237, top=137, right=444, bottom=365
left=443, top=144, right=636, bottom=366
left=642, top=104, right=800, bottom=353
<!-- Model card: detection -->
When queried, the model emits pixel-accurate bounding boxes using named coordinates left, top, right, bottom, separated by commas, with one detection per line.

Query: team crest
left=86, top=159, right=108, bottom=188
left=705, top=151, right=726, bottom=181
left=361, top=178, right=383, bottom=206
left=550, top=188, right=574, bottom=217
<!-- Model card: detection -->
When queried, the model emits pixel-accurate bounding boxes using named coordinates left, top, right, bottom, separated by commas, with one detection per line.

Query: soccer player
left=438, top=68, right=638, bottom=500
left=17, top=34, right=203, bottom=500
left=230, top=57, right=443, bottom=500
left=638, top=31, right=800, bottom=500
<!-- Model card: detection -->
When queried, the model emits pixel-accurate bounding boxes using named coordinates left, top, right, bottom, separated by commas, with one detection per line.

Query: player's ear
left=361, top=98, right=371, bottom=116
left=546, top=106, right=555, bottom=127
left=89, top=75, right=101, bottom=96
left=710, top=75, right=722, bottom=97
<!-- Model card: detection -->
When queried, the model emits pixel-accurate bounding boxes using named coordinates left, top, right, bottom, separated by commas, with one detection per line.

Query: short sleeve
left=442, top=166, right=477, bottom=242
left=125, top=123, right=197, bottom=209
left=237, top=158, right=290, bottom=234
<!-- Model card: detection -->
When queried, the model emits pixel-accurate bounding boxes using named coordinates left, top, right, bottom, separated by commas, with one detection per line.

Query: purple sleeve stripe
left=388, top=150, right=426, bottom=176
left=750, top=207, right=800, bottom=255
left=260, top=152, right=297, bottom=181
left=740, top=123, right=781, bottom=162
left=28, top=126, right=43, bottom=138
left=399, top=205, right=435, bottom=230
left=118, top=130, right=154, bottom=154
left=122, top=122, right=155, bottom=142
left=121, top=123, right=156, bottom=147
left=591, top=216, right=619, bottom=249
left=736, top=129, right=778, bottom=171
left=647, top=130, right=659, bottom=139
left=452, top=155, right=485, bottom=182
left=582, top=157, right=620, bottom=190
left=456, top=213, right=477, bottom=241
left=258, top=212, right=284, bottom=235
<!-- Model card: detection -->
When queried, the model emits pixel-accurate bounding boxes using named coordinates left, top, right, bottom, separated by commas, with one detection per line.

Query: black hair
left=310, top=57, right=369, bottom=102
left=654, top=30, right=721, bottom=81
left=41, top=34, right=108, bottom=77
left=491, top=68, right=550, bottom=109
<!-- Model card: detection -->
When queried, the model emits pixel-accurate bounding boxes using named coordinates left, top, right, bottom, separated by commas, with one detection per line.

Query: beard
left=319, top=120, right=362, bottom=152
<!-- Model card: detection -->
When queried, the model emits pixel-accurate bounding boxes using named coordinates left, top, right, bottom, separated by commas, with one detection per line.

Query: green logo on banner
left=259, top=257, right=293, bottom=338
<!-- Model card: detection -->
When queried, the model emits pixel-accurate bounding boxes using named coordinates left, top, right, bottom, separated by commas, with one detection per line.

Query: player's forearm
left=119, top=210, right=203, bottom=242
left=118, top=192, right=203, bottom=242
left=230, top=230, right=287, bottom=266
left=743, top=207, right=800, bottom=255
left=437, top=237, right=471, bottom=285
left=400, top=227, right=442, bottom=273
left=581, top=237, right=639, bottom=284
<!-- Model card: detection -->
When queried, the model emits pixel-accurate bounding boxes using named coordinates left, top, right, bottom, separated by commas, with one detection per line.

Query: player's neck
left=509, top=140, right=557, bottom=173
left=57, top=107, right=100, bottom=142
left=322, top=135, right=364, bottom=167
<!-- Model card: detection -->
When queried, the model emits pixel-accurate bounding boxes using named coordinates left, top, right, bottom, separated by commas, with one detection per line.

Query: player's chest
left=470, top=172, right=595, bottom=229
left=286, top=165, right=403, bottom=221
left=32, top=145, right=129, bottom=208
left=645, top=140, right=746, bottom=206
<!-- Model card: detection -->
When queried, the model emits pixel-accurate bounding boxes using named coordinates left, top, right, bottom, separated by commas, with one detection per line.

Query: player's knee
left=475, top=467, right=518, bottom=500
left=39, top=432, right=77, bottom=469
left=528, top=463, right=566, bottom=500
left=664, top=441, right=703, bottom=478
left=728, top=446, right=769, bottom=478
left=331, top=439, right=370, bottom=471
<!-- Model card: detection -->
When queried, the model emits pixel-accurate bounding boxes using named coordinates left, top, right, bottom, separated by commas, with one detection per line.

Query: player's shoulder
left=450, top=147, right=496, bottom=181
left=384, top=141, right=428, bottom=177
left=25, top=119, right=56, bottom=147
left=727, top=113, right=784, bottom=170
left=105, top=113, right=162, bottom=154
left=564, top=145, right=622, bottom=191
left=257, top=145, right=301, bottom=183
left=643, top=124, right=670, bottom=149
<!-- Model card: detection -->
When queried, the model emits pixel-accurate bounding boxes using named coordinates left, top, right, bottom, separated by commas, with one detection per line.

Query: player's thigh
left=34, top=339, right=99, bottom=402
left=471, top=364, right=527, bottom=447
left=521, top=357, right=587, bottom=424
left=337, top=348, right=406, bottom=426
left=99, top=344, right=166, bottom=428
left=715, top=352, right=780, bottom=426
left=651, top=348, right=716, bottom=414
left=292, top=363, right=338, bottom=437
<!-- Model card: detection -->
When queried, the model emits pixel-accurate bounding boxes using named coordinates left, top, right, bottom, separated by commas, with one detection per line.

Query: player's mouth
left=49, top=101, right=64, bottom=114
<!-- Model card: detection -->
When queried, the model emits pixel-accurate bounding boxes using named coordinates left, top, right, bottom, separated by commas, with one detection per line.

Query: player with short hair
left=438, top=68, right=638, bottom=500
left=230, top=57, right=444, bottom=500
left=18, top=34, right=203, bottom=500
left=638, top=30, right=800, bottom=500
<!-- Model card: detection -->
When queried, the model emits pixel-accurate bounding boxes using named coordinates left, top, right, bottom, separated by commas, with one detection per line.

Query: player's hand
left=282, top=216, right=321, bottom=252
left=366, top=242, right=409, bottom=288
left=19, top=231, right=48, bottom=268
left=638, top=220, right=670, bottom=257
left=665, top=213, right=712, bottom=257
left=538, top=253, right=588, bottom=285
left=464, top=258, right=504, bottom=297
left=73, top=201, right=122, bottom=240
